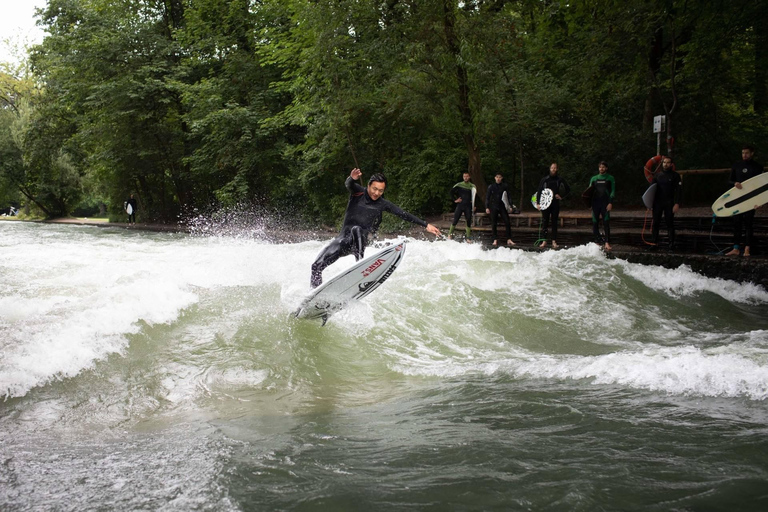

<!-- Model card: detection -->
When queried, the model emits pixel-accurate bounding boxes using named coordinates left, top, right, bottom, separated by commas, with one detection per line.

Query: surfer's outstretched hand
left=351, top=168, right=362, bottom=180
left=426, top=224, right=442, bottom=237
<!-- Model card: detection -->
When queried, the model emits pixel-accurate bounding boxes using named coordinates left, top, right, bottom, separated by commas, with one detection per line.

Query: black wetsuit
left=310, top=176, right=427, bottom=288
left=729, top=159, right=764, bottom=250
left=651, top=169, right=682, bottom=247
left=589, top=173, right=615, bottom=243
left=486, top=181, right=511, bottom=240
left=450, top=181, right=476, bottom=231
left=537, top=174, right=570, bottom=241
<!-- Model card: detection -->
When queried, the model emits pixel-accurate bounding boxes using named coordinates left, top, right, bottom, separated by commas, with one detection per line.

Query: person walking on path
left=536, top=163, right=570, bottom=248
left=725, top=145, right=763, bottom=257
left=589, top=161, right=615, bottom=251
left=125, top=194, right=137, bottom=225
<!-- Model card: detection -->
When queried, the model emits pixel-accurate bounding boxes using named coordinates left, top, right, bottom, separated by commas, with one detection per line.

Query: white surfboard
left=126, top=203, right=133, bottom=215
left=712, top=172, right=768, bottom=217
left=531, top=188, right=553, bottom=210
left=642, top=183, right=657, bottom=210
left=294, top=241, right=407, bottom=325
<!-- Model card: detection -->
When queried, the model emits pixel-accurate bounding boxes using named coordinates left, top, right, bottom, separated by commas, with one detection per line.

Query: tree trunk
left=442, top=0, right=487, bottom=204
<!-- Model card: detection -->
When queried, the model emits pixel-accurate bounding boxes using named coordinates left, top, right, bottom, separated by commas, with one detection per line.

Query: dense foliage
left=1, top=0, right=766, bottom=222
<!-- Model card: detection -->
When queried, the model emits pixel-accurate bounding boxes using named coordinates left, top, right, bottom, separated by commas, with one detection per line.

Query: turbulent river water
left=2, top=221, right=768, bottom=511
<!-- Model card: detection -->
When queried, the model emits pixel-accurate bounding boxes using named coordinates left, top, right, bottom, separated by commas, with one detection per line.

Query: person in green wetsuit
left=589, top=161, right=616, bottom=251
left=448, top=172, right=476, bottom=242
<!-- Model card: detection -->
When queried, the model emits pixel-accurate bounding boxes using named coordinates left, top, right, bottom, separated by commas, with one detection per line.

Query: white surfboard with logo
left=294, top=241, right=406, bottom=325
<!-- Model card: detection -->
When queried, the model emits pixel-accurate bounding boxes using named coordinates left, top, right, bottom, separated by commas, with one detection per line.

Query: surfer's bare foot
left=744, top=247, right=751, bottom=257
left=507, top=240, right=515, bottom=246
left=492, top=240, right=498, bottom=246
left=604, top=243, right=612, bottom=251
left=725, top=248, right=740, bottom=256
left=552, top=241, right=559, bottom=249
left=540, top=241, right=547, bottom=248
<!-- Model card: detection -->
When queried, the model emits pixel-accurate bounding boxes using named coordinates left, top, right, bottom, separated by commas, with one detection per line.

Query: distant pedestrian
left=589, top=161, right=615, bottom=251
left=125, top=194, right=137, bottom=225
left=726, top=145, right=763, bottom=257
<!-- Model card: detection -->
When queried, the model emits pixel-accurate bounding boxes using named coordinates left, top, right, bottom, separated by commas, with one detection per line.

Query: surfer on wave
left=310, top=168, right=442, bottom=288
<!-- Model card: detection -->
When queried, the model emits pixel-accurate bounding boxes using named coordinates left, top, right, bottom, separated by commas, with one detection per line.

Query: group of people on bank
left=446, top=145, right=762, bottom=255
left=302, top=146, right=760, bottom=288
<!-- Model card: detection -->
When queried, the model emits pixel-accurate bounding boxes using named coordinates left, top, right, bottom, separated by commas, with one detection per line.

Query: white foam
left=615, top=259, right=768, bottom=303
left=0, top=226, right=303, bottom=398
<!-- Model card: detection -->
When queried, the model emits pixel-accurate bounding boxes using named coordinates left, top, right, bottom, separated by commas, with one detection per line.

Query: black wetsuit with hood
left=310, top=176, right=427, bottom=288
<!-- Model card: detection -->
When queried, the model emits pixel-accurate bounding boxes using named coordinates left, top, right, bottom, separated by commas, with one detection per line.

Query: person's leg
left=652, top=206, right=662, bottom=244
left=349, top=225, right=367, bottom=261
left=744, top=210, right=756, bottom=256
left=591, top=204, right=601, bottom=242
left=449, top=207, right=463, bottom=238
left=665, top=204, right=675, bottom=248
left=463, top=206, right=472, bottom=240
left=603, top=208, right=612, bottom=250
left=727, top=214, right=744, bottom=255
left=490, top=208, right=499, bottom=242
left=310, top=235, right=350, bottom=288
left=500, top=207, right=512, bottom=241
left=540, top=210, right=550, bottom=247
left=551, top=201, right=560, bottom=247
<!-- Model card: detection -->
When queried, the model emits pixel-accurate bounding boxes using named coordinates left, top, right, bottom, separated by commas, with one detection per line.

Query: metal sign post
left=653, top=115, right=666, bottom=155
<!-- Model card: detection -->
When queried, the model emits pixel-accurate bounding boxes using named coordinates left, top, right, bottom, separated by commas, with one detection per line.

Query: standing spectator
left=448, top=172, right=476, bottom=242
left=589, top=161, right=616, bottom=251
left=536, top=163, right=570, bottom=248
left=651, top=156, right=682, bottom=250
left=726, top=145, right=763, bottom=257
left=485, top=172, right=515, bottom=247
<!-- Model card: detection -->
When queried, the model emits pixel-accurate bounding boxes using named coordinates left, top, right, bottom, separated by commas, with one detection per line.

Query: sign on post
left=653, top=115, right=666, bottom=155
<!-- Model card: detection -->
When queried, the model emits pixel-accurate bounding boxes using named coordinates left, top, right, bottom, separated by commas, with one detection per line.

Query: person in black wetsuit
left=588, top=161, right=616, bottom=251
left=536, top=163, right=570, bottom=248
left=485, top=172, right=515, bottom=246
left=650, top=156, right=682, bottom=250
left=725, top=145, right=764, bottom=257
left=448, top=172, right=476, bottom=242
left=310, top=168, right=442, bottom=288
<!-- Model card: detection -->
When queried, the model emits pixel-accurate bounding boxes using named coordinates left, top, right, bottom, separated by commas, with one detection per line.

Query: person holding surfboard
left=125, top=194, right=137, bottom=225
left=448, top=172, right=476, bottom=242
left=485, top=172, right=515, bottom=247
left=588, top=161, right=615, bottom=251
left=725, top=145, right=763, bottom=257
left=536, top=163, right=570, bottom=248
left=309, top=168, right=442, bottom=288
left=650, top=156, right=682, bottom=250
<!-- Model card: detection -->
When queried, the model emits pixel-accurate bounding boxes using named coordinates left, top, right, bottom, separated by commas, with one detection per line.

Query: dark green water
left=2, top=222, right=767, bottom=511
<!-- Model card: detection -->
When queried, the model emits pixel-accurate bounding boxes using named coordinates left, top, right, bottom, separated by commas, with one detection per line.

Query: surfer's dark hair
left=599, top=161, right=608, bottom=167
left=743, top=144, right=756, bottom=152
left=368, top=173, right=387, bottom=185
